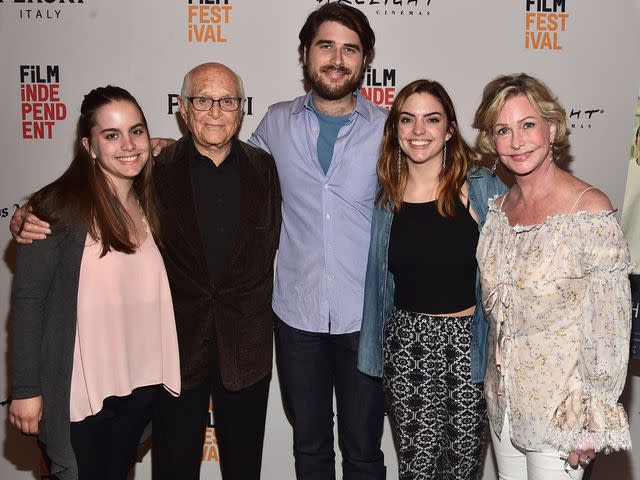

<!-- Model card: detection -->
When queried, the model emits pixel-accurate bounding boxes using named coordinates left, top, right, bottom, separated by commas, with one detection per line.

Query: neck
left=513, top=157, right=558, bottom=202
left=404, top=158, right=442, bottom=201
left=111, top=178, right=136, bottom=205
left=311, top=91, right=356, bottom=117
left=194, top=140, right=232, bottom=166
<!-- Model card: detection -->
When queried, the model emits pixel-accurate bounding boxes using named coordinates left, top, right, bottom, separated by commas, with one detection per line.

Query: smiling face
left=178, top=64, right=244, bottom=159
left=397, top=92, right=452, bottom=167
left=303, top=20, right=365, bottom=101
left=493, top=94, right=556, bottom=177
left=82, top=99, right=150, bottom=186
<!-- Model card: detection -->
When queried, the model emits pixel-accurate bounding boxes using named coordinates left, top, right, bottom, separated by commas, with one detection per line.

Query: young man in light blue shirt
left=248, top=4, right=388, bottom=479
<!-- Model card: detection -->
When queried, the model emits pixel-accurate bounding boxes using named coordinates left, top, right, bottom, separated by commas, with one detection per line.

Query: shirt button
left=312, top=127, right=318, bottom=134
left=325, top=213, right=330, bottom=220
left=324, top=184, right=329, bottom=190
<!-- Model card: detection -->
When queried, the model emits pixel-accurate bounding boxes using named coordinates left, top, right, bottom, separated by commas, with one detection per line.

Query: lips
left=321, top=65, right=351, bottom=75
left=510, top=151, right=532, bottom=161
left=407, top=140, right=432, bottom=148
left=115, top=154, right=141, bottom=163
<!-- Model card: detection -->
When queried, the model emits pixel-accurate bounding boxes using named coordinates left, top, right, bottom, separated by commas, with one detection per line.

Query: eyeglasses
left=186, top=96, right=244, bottom=112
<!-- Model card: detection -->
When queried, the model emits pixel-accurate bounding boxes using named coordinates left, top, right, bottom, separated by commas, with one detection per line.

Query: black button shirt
left=189, top=137, right=240, bottom=286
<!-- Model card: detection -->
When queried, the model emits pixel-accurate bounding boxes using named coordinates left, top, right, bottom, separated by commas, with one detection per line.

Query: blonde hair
left=472, top=73, right=569, bottom=163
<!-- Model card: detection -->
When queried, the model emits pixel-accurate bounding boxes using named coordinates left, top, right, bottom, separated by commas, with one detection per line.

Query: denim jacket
left=357, top=166, right=507, bottom=383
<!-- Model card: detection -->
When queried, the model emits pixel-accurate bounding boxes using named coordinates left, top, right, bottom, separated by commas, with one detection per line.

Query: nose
left=208, top=101, right=223, bottom=118
left=332, top=48, right=344, bottom=66
left=511, top=128, right=524, bottom=150
left=412, top=118, right=426, bottom=135
left=121, top=135, right=135, bottom=151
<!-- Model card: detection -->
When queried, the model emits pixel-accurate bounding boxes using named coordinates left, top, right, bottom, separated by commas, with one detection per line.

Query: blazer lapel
left=157, top=136, right=211, bottom=285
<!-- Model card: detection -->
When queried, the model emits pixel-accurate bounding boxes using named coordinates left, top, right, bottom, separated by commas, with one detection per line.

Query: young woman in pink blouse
left=8, top=86, right=180, bottom=480
left=473, top=74, right=632, bottom=480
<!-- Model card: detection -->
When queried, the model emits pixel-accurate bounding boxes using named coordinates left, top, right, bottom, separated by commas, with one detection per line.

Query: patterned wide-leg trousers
left=383, top=309, right=488, bottom=480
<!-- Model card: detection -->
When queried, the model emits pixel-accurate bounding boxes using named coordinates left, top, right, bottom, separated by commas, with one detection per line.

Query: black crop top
left=388, top=198, right=479, bottom=314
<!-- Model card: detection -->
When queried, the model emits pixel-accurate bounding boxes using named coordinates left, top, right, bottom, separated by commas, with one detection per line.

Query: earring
left=397, top=148, right=402, bottom=176
left=442, top=142, right=447, bottom=170
left=491, top=156, right=499, bottom=173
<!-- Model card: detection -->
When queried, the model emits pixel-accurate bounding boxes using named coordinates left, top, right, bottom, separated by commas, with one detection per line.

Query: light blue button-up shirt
left=248, top=91, right=388, bottom=334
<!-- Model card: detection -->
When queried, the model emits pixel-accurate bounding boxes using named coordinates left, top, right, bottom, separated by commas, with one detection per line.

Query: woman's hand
left=567, top=448, right=596, bottom=469
left=9, top=396, right=43, bottom=435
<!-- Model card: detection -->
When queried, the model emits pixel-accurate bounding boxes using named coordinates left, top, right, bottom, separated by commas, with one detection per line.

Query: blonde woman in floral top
left=472, top=73, right=632, bottom=480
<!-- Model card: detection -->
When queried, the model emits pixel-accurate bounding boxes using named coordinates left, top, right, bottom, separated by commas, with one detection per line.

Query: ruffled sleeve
left=545, top=213, right=632, bottom=453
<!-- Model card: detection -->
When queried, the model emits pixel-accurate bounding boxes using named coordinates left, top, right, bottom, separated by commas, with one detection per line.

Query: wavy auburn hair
left=377, top=79, right=479, bottom=216
left=26, top=85, right=161, bottom=256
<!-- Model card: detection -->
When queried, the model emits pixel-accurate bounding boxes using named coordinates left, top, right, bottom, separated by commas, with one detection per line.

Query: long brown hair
left=27, top=85, right=161, bottom=257
left=377, top=79, right=479, bottom=215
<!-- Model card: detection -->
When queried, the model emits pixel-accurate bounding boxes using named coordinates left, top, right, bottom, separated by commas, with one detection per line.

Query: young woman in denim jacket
left=357, top=79, right=506, bottom=480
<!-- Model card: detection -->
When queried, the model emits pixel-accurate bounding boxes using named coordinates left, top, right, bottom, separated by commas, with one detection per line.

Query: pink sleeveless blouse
left=69, top=231, right=181, bottom=422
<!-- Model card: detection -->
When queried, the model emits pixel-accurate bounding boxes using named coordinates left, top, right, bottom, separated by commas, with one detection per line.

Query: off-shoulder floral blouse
left=477, top=196, right=632, bottom=454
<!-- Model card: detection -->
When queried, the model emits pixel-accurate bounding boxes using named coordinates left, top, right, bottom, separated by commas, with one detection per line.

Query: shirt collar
left=294, top=90, right=371, bottom=122
left=188, top=135, right=238, bottom=171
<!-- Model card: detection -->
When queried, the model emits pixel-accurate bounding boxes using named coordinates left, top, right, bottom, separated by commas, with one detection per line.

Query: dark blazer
left=153, top=135, right=281, bottom=391
left=12, top=208, right=86, bottom=479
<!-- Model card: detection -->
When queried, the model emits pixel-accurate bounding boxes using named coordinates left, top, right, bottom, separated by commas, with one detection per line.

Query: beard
left=304, top=64, right=363, bottom=101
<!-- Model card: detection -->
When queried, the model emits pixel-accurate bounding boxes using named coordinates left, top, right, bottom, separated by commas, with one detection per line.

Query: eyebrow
left=494, top=116, right=537, bottom=128
left=99, top=123, right=145, bottom=134
left=314, top=39, right=362, bottom=52
left=399, top=111, right=442, bottom=118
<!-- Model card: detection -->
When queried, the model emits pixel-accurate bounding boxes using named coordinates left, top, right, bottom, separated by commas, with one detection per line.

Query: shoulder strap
left=498, top=191, right=509, bottom=211
left=568, top=187, right=596, bottom=214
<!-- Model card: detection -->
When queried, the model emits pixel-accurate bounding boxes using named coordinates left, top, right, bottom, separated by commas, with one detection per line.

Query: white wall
left=1, top=1, right=639, bottom=478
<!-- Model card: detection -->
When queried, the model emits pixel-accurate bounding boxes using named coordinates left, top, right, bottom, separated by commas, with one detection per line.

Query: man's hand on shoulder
left=151, top=137, right=177, bottom=157
left=10, top=206, right=50, bottom=244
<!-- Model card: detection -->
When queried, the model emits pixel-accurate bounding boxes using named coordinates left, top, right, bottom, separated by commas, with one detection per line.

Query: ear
left=178, top=96, right=188, bottom=122
left=549, top=120, right=557, bottom=143
left=81, top=137, right=96, bottom=159
left=445, top=121, right=456, bottom=142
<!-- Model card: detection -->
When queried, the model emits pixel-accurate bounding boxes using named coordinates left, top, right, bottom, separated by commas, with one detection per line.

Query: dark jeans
left=275, top=317, right=386, bottom=480
left=68, top=385, right=160, bottom=480
left=151, top=341, right=270, bottom=480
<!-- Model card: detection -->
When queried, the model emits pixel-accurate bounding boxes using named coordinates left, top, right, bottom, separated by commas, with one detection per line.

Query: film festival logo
left=19, top=65, right=68, bottom=140
left=187, top=0, right=232, bottom=43
left=0, top=204, right=20, bottom=220
left=203, top=399, right=220, bottom=463
left=567, top=106, right=604, bottom=130
left=314, top=0, right=433, bottom=17
left=361, top=67, right=396, bottom=109
left=167, top=94, right=254, bottom=116
left=525, top=0, right=568, bottom=50
left=0, top=0, right=84, bottom=21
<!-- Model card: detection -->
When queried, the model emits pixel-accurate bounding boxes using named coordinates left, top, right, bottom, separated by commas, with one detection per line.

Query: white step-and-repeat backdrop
left=1, top=1, right=640, bottom=478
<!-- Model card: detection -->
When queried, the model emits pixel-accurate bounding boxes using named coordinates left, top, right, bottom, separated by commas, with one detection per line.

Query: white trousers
left=491, top=416, right=585, bottom=480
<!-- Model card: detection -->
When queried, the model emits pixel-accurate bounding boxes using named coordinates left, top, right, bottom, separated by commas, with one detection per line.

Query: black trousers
left=152, top=341, right=270, bottom=480
left=68, top=385, right=160, bottom=480
left=275, top=317, right=386, bottom=480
